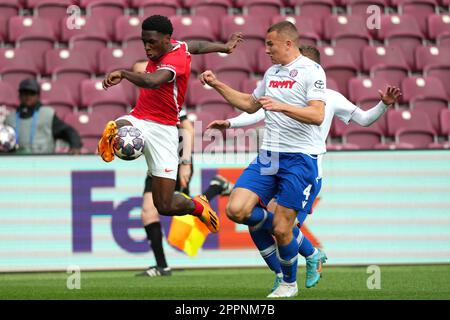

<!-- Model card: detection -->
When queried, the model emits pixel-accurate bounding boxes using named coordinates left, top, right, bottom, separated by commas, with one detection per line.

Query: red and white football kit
left=117, top=40, right=191, bottom=179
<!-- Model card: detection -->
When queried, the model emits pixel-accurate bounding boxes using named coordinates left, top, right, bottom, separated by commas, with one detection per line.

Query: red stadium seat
left=415, top=45, right=450, bottom=71
left=0, top=0, right=21, bottom=22
left=204, top=49, right=253, bottom=88
left=256, top=47, right=271, bottom=74
left=98, top=47, right=147, bottom=74
left=341, top=0, right=388, bottom=16
left=46, top=49, right=93, bottom=105
left=61, top=15, right=109, bottom=43
left=188, top=0, right=232, bottom=38
left=427, top=13, right=450, bottom=41
left=190, top=54, right=204, bottom=77
left=84, top=0, right=126, bottom=39
left=424, top=64, right=450, bottom=99
left=69, top=36, right=109, bottom=74
left=342, top=122, right=384, bottom=149
left=170, top=16, right=216, bottom=42
left=362, top=45, right=410, bottom=88
left=63, top=111, right=108, bottom=153
left=31, top=0, right=73, bottom=37
left=220, top=16, right=267, bottom=69
left=80, top=0, right=129, bottom=6
left=319, top=46, right=358, bottom=97
left=115, top=15, right=142, bottom=43
left=386, top=109, right=427, bottom=136
left=81, top=79, right=129, bottom=119
left=440, top=109, right=450, bottom=136
left=401, top=76, right=448, bottom=132
left=324, top=15, right=371, bottom=69
left=135, top=0, right=179, bottom=18
left=62, top=15, right=109, bottom=71
left=39, top=80, right=77, bottom=119
left=392, top=0, right=438, bottom=34
left=373, top=142, right=416, bottom=149
left=239, top=0, right=284, bottom=26
left=386, top=108, right=438, bottom=148
left=189, top=79, right=228, bottom=106
left=289, top=0, right=334, bottom=34
left=45, top=48, right=94, bottom=76
left=0, top=16, right=7, bottom=44
left=240, top=77, right=263, bottom=94
left=348, top=76, right=391, bottom=109
left=8, top=16, right=57, bottom=73
left=271, top=15, right=320, bottom=46
left=378, top=14, right=424, bottom=69
left=0, top=48, right=39, bottom=90
left=326, top=77, right=339, bottom=92
left=0, top=81, right=19, bottom=110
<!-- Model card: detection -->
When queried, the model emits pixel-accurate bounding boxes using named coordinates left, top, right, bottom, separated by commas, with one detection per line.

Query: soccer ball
left=0, top=124, right=17, bottom=152
left=113, top=126, right=145, bottom=160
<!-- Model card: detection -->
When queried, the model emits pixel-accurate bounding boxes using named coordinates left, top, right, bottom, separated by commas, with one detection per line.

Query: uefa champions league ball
left=0, top=124, right=17, bottom=152
left=113, top=126, right=145, bottom=160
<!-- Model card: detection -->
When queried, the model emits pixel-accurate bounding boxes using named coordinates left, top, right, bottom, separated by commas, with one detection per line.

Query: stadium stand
left=0, top=0, right=449, bottom=152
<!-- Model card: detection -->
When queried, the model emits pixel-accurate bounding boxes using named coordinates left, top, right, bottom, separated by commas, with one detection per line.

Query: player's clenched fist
left=199, top=70, right=218, bottom=87
left=102, top=70, right=123, bottom=90
left=207, top=120, right=231, bottom=131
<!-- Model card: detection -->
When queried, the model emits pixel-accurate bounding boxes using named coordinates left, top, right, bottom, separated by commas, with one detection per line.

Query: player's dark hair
left=142, top=15, right=173, bottom=35
left=267, top=21, right=299, bottom=41
left=299, top=45, right=321, bottom=64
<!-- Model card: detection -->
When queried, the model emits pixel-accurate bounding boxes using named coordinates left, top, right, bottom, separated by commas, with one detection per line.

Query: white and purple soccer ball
left=113, top=126, right=145, bottom=160
left=0, top=124, right=17, bottom=152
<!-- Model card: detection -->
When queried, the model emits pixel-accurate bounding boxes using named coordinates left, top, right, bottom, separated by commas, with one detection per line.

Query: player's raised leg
left=151, top=176, right=219, bottom=233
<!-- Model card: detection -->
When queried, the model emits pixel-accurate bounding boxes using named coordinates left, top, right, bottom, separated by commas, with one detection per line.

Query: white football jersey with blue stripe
left=252, top=54, right=327, bottom=154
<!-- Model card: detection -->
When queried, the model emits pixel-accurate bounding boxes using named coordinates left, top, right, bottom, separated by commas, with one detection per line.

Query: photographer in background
left=5, top=79, right=82, bottom=154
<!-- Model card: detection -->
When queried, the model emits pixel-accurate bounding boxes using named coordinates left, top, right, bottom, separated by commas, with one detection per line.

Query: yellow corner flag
left=167, top=215, right=211, bottom=257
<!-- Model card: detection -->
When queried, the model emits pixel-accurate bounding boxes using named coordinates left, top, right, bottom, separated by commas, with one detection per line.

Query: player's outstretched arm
left=207, top=109, right=265, bottom=130
left=258, top=96, right=325, bottom=125
left=102, top=69, right=173, bottom=90
left=351, top=86, right=401, bottom=127
left=200, top=70, right=261, bottom=113
left=186, top=32, right=243, bottom=54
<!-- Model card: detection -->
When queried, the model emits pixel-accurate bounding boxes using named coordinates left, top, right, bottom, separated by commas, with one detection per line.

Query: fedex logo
left=268, top=80, right=296, bottom=89
left=71, top=170, right=218, bottom=253
left=71, top=171, right=152, bottom=253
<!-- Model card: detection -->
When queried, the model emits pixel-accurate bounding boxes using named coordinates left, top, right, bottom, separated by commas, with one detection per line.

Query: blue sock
left=243, top=205, right=267, bottom=227
left=250, top=228, right=281, bottom=274
left=277, top=236, right=299, bottom=283
left=297, top=229, right=315, bottom=257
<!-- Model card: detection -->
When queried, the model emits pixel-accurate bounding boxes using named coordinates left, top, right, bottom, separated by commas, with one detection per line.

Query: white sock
left=276, top=273, right=283, bottom=278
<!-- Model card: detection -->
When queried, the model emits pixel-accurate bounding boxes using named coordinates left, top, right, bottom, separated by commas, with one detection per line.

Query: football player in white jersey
left=200, top=22, right=329, bottom=298
left=207, top=45, right=402, bottom=294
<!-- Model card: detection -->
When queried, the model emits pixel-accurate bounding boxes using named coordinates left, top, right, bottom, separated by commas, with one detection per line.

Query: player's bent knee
left=273, top=225, right=292, bottom=243
left=225, top=202, right=249, bottom=223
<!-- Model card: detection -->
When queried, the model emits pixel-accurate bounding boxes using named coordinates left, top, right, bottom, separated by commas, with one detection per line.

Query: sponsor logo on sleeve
left=314, top=80, right=325, bottom=89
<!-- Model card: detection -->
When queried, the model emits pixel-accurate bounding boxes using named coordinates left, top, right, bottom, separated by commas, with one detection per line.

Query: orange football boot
left=193, top=195, right=220, bottom=233
left=97, top=121, right=118, bottom=162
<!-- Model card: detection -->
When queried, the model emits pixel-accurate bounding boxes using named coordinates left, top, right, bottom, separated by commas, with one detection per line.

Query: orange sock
left=191, top=199, right=204, bottom=216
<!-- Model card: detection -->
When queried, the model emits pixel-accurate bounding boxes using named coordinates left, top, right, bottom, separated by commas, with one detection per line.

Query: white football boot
left=267, top=281, right=298, bottom=298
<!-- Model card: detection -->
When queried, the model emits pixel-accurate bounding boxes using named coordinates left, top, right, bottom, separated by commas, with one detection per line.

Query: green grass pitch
left=1, top=265, right=449, bottom=300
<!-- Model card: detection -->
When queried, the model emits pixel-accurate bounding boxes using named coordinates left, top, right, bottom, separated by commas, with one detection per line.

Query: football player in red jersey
left=98, top=15, right=242, bottom=234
